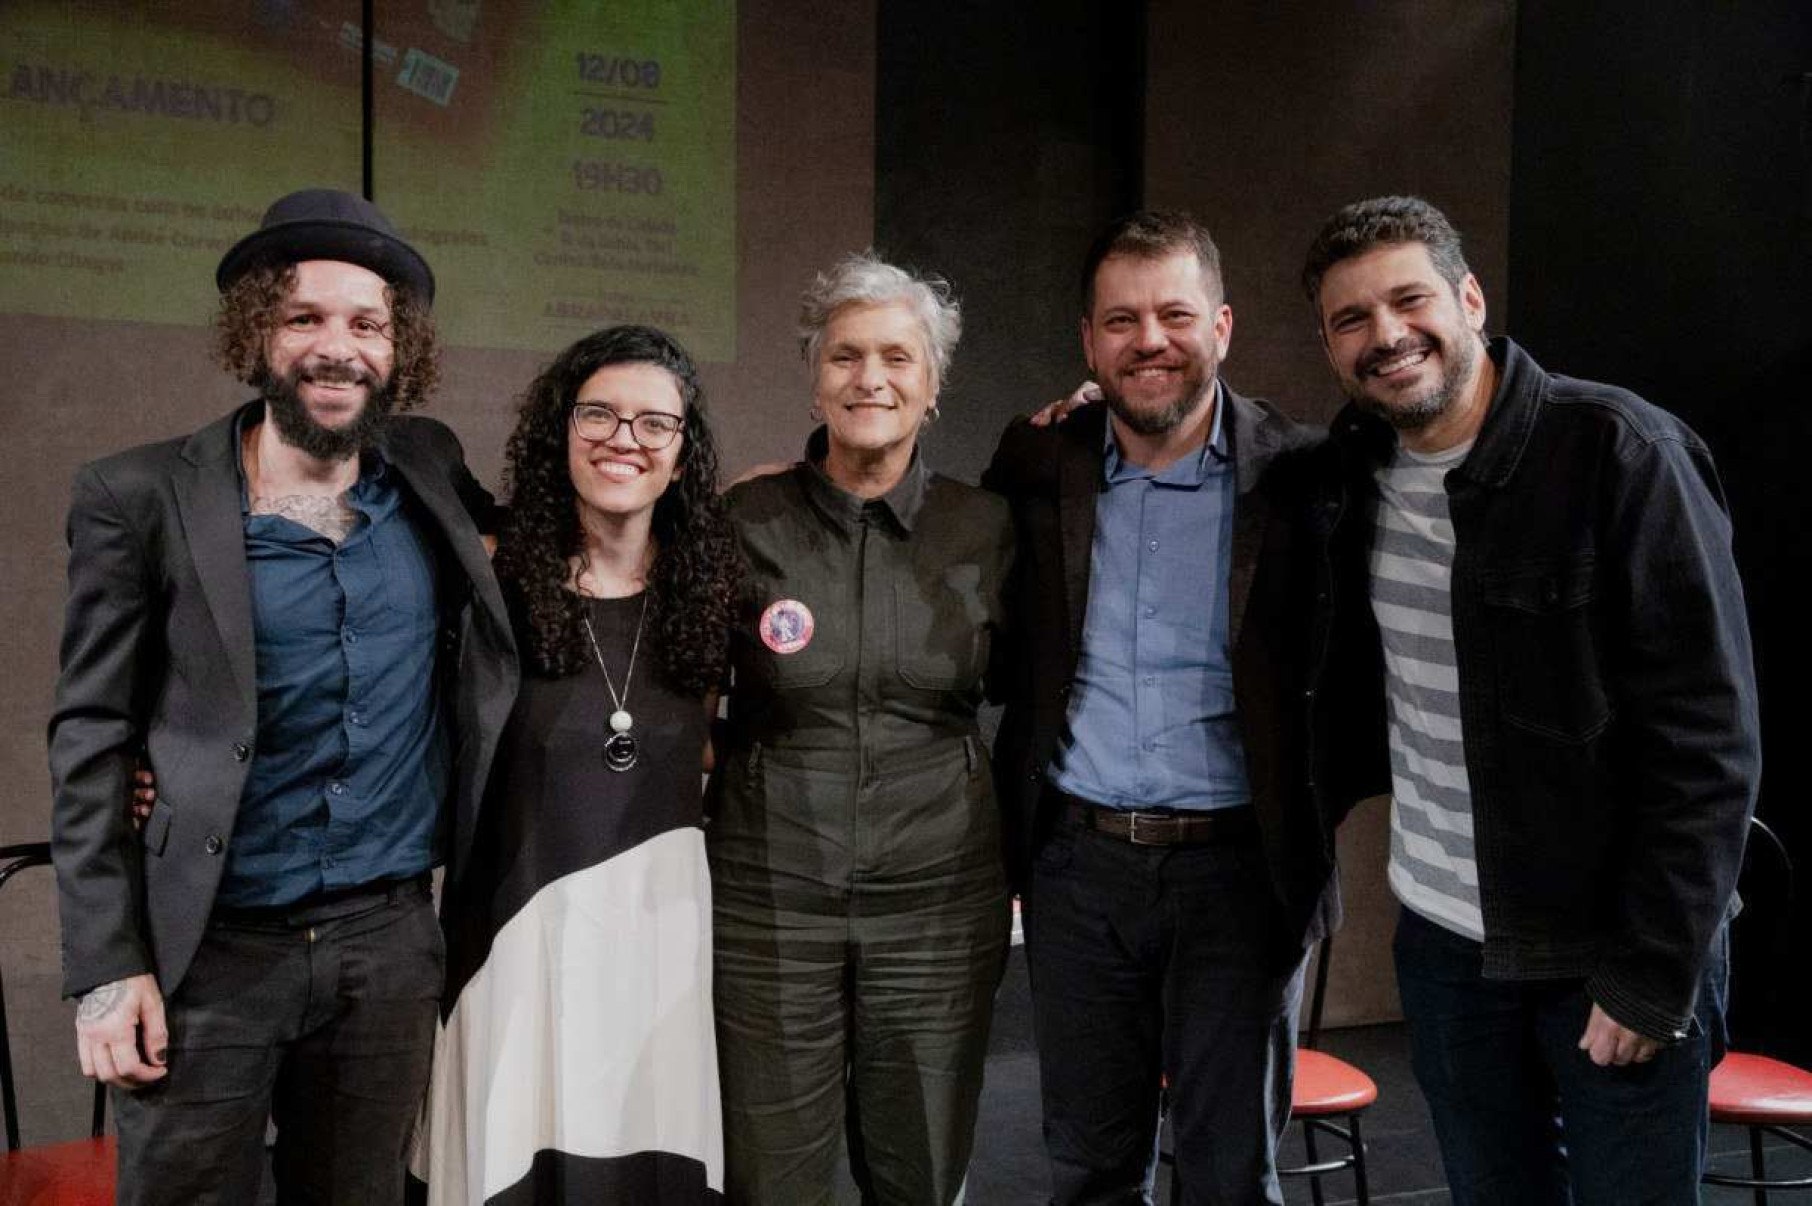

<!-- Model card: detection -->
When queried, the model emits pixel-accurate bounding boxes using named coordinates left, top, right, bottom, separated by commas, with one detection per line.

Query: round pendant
left=609, top=708, right=633, bottom=734
left=604, top=731, right=638, bottom=772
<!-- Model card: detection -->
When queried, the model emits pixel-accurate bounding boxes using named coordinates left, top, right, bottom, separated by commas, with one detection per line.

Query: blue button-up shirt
left=1049, top=386, right=1250, bottom=810
left=217, top=428, right=446, bottom=907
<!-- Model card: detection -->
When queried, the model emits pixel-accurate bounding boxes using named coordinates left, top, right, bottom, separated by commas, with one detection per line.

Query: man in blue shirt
left=987, top=212, right=1349, bottom=1204
left=49, top=189, right=516, bottom=1204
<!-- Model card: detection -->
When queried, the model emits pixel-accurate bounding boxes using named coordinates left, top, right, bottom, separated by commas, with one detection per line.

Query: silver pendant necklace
left=580, top=593, right=649, bottom=772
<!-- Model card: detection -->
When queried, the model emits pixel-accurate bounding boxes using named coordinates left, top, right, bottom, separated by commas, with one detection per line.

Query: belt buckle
left=1126, top=811, right=1159, bottom=846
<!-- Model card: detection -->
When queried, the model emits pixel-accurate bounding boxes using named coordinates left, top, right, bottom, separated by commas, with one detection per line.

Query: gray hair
left=798, top=251, right=962, bottom=389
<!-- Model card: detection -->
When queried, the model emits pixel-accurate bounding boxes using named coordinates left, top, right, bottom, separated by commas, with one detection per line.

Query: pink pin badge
left=759, top=599, right=815, bottom=654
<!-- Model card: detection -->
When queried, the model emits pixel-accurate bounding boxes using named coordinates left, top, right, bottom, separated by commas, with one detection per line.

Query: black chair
left=0, top=841, right=115, bottom=1205
left=1703, top=817, right=1812, bottom=1204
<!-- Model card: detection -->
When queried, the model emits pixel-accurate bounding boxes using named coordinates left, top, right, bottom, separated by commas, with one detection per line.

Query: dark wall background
left=1510, top=0, right=1812, bottom=1060
left=875, top=1, right=1144, bottom=484
left=1146, top=0, right=1515, bottom=425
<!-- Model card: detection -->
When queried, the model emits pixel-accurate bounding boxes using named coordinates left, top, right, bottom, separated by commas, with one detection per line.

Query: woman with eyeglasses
left=708, top=254, right=1014, bottom=1203
left=412, top=325, right=741, bottom=1204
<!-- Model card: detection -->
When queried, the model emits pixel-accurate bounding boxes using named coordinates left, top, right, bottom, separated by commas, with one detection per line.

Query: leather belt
left=1059, top=793, right=1257, bottom=846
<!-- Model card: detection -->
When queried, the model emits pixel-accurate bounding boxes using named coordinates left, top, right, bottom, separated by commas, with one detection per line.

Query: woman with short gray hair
left=708, top=251, right=1014, bottom=1203
left=796, top=252, right=963, bottom=390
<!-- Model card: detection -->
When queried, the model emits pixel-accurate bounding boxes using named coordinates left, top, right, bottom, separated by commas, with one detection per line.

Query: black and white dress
left=413, top=592, right=722, bottom=1204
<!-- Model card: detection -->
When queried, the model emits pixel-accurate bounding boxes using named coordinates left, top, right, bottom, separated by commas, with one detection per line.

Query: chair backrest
left=1740, top=816, right=1794, bottom=902
left=1726, top=816, right=1796, bottom=1052
left=0, top=841, right=107, bottom=1151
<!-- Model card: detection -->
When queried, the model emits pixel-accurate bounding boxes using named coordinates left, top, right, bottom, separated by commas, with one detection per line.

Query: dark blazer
left=48, top=402, right=518, bottom=999
left=982, top=388, right=1350, bottom=947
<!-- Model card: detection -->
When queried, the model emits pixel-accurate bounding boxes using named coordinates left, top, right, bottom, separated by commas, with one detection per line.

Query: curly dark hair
left=213, top=263, right=441, bottom=408
left=1300, top=195, right=1471, bottom=308
left=494, top=325, right=742, bottom=696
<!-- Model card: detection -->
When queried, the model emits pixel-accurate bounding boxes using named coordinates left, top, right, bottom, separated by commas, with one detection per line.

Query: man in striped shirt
left=1302, top=196, right=1759, bottom=1205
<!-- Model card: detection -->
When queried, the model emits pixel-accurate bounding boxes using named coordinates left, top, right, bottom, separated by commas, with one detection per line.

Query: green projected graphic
left=0, top=3, right=363, bottom=323
left=0, top=1, right=737, bottom=358
left=380, top=1, right=737, bottom=359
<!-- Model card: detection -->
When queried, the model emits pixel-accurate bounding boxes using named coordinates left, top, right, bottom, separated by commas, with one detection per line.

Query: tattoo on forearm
left=251, top=494, right=358, bottom=544
left=77, top=980, right=128, bottom=1022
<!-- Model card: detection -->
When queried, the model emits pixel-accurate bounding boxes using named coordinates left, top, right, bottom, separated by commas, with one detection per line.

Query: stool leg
left=1750, top=1124, right=1767, bottom=1206
left=1303, top=1120, right=1326, bottom=1206
left=1349, top=1112, right=1370, bottom=1206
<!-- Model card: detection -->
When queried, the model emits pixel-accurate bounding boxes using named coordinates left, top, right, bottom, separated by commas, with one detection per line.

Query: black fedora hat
left=215, top=188, right=435, bottom=304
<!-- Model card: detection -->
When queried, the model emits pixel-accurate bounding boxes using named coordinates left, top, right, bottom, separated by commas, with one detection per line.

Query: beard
left=1098, top=357, right=1218, bottom=438
left=1345, top=332, right=1479, bottom=434
left=260, top=360, right=396, bottom=461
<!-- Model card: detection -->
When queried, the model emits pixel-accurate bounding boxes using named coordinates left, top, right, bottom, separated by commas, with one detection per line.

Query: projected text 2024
left=580, top=109, right=655, bottom=141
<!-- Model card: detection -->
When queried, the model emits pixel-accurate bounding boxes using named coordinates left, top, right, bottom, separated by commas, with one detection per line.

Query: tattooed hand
left=75, top=980, right=126, bottom=1022
left=75, top=973, right=167, bottom=1087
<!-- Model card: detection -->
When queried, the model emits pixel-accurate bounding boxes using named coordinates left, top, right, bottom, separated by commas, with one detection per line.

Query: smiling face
left=814, top=300, right=936, bottom=463
left=261, top=260, right=398, bottom=459
left=566, top=362, right=686, bottom=525
left=1316, top=241, right=1489, bottom=450
left=1082, top=249, right=1231, bottom=438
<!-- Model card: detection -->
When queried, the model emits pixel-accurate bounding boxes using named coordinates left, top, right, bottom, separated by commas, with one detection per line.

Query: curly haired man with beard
left=48, top=188, right=517, bottom=1205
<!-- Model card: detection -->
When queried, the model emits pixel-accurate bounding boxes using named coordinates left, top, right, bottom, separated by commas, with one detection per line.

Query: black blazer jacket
left=982, top=388, right=1354, bottom=948
left=48, top=403, right=518, bottom=999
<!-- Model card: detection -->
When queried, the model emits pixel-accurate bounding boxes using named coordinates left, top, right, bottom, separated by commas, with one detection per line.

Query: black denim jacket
left=1313, top=338, right=1761, bottom=1040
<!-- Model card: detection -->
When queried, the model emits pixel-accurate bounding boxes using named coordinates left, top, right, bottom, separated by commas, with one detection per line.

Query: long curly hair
left=214, top=263, right=441, bottom=408
left=494, top=325, right=741, bottom=696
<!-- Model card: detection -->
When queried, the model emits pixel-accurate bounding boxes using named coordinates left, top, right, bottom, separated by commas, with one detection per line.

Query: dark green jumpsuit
left=709, top=437, right=1013, bottom=1205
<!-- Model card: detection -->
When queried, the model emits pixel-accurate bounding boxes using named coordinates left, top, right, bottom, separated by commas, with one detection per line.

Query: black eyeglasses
left=570, top=403, right=685, bottom=449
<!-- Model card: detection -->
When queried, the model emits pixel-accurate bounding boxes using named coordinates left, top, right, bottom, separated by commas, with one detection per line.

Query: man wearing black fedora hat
left=48, top=187, right=518, bottom=1204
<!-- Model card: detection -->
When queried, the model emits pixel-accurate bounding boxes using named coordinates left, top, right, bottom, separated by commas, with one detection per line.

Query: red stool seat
left=0, top=1136, right=117, bottom=1206
left=1293, top=1049, right=1378, bottom=1117
left=1709, top=1052, right=1812, bottom=1126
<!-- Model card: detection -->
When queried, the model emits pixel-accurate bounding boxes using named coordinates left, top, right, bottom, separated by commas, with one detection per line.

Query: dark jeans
left=1393, top=905, right=1727, bottom=1206
left=1024, top=821, right=1305, bottom=1206
left=112, top=881, right=443, bottom=1206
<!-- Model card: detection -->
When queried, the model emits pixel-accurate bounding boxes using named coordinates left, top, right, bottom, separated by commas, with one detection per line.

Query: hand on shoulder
left=1027, top=381, right=1102, bottom=428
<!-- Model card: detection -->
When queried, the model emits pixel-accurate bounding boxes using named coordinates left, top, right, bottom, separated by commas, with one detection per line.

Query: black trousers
left=1024, top=821, right=1305, bottom=1206
left=112, top=881, right=443, bottom=1206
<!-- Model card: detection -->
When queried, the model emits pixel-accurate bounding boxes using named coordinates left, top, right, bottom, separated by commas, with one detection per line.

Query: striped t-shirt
left=1370, top=439, right=1483, bottom=941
